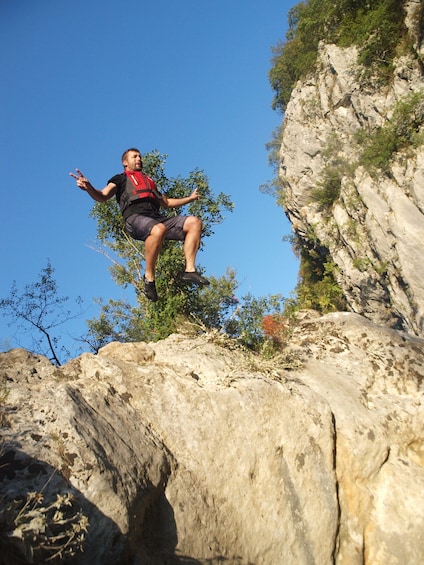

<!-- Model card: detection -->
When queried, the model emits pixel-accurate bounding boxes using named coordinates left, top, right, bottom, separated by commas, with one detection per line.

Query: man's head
left=122, top=148, right=142, bottom=171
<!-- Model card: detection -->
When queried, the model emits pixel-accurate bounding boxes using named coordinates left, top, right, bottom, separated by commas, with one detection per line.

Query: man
left=70, top=148, right=209, bottom=302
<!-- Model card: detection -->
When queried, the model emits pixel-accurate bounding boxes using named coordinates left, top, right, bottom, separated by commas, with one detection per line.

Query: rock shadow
left=0, top=447, right=205, bottom=564
left=0, top=446, right=134, bottom=564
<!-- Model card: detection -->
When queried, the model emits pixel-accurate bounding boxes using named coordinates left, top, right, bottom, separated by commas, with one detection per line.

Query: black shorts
left=125, top=214, right=187, bottom=242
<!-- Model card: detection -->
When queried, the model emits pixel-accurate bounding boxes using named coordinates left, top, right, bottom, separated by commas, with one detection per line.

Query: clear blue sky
left=0, top=0, right=298, bottom=355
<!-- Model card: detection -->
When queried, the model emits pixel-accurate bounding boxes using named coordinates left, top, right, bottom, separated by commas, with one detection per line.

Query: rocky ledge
left=0, top=311, right=423, bottom=564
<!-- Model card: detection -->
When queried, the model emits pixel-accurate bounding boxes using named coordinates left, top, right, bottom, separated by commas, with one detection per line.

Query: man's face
left=124, top=151, right=143, bottom=171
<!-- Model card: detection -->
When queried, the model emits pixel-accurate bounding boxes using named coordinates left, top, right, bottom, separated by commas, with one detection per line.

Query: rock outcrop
left=1, top=312, right=423, bottom=564
left=278, top=2, right=424, bottom=336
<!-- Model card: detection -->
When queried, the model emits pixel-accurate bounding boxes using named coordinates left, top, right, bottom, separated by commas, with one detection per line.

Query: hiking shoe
left=179, top=271, right=210, bottom=286
left=144, top=276, right=158, bottom=302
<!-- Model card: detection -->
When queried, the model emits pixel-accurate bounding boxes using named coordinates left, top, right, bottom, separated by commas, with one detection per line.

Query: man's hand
left=69, top=169, right=91, bottom=191
left=190, top=188, right=200, bottom=201
left=69, top=170, right=117, bottom=203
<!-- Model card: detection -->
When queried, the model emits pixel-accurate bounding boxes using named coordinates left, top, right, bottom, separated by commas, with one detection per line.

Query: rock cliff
left=278, top=1, right=424, bottom=336
left=1, top=312, right=423, bottom=564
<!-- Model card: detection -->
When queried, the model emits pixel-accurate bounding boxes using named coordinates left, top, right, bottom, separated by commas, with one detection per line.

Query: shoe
left=179, top=271, right=210, bottom=286
left=143, top=276, right=158, bottom=302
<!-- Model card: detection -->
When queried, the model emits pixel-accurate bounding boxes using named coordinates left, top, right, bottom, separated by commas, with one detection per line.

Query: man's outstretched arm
left=161, top=188, right=200, bottom=209
left=69, top=169, right=117, bottom=202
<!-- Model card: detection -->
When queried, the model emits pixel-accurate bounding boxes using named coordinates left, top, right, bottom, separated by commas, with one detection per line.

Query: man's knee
left=149, top=223, right=167, bottom=241
left=184, top=216, right=202, bottom=233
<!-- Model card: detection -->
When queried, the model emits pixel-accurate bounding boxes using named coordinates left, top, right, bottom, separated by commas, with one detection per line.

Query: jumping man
left=70, top=148, right=209, bottom=302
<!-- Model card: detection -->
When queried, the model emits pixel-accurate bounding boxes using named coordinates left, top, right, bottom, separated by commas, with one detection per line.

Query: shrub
left=262, top=314, right=291, bottom=346
left=312, top=165, right=343, bottom=210
left=357, top=91, right=424, bottom=173
left=291, top=245, right=347, bottom=314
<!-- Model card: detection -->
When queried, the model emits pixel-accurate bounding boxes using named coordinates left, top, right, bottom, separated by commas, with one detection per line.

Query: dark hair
left=121, top=147, right=141, bottom=165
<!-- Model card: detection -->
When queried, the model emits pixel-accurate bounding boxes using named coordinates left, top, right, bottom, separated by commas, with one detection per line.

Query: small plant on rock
left=0, top=489, right=89, bottom=564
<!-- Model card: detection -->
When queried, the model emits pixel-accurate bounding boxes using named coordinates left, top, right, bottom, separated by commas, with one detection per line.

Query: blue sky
left=0, top=0, right=298, bottom=355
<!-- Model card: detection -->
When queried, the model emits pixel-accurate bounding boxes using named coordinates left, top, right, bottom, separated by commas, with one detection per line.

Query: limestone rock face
left=1, top=314, right=423, bottom=564
left=278, top=26, right=424, bottom=336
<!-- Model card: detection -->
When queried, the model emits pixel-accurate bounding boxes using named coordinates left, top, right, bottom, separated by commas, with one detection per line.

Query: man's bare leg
left=145, top=223, right=166, bottom=281
left=182, top=216, right=202, bottom=272
left=180, top=216, right=209, bottom=285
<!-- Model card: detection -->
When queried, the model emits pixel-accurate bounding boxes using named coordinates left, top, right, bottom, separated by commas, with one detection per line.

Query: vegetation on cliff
left=269, top=0, right=419, bottom=112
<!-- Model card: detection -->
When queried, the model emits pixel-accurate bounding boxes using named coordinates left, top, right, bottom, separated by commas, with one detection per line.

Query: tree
left=85, top=150, right=238, bottom=346
left=0, top=262, right=83, bottom=365
left=0, top=154, right=287, bottom=359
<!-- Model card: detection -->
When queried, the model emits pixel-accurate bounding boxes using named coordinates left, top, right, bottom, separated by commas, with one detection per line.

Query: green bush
left=357, top=91, right=424, bottom=173
left=312, top=165, right=343, bottom=210
left=283, top=236, right=347, bottom=316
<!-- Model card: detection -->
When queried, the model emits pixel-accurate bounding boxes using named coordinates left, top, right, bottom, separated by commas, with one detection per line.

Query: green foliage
left=85, top=279, right=286, bottom=354
left=260, top=126, right=289, bottom=205
left=86, top=151, right=237, bottom=346
left=84, top=298, right=145, bottom=349
left=269, top=0, right=412, bottom=112
left=352, top=257, right=372, bottom=272
left=186, top=269, right=240, bottom=330
left=225, top=293, right=286, bottom=351
left=312, top=164, right=343, bottom=210
left=269, top=0, right=343, bottom=111
left=283, top=239, right=347, bottom=315
left=91, top=151, right=233, bottom=252
left=296, top=259, right=346, bottom=313
left=0, top=263, right=83, bottom=365
left=356, top=91, right=424, bottom=173
left=311, top=135, right=357, bottom=211
left=353, top=257, right=389, bottom=276
left=339, top=0, right=410, bottom=84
